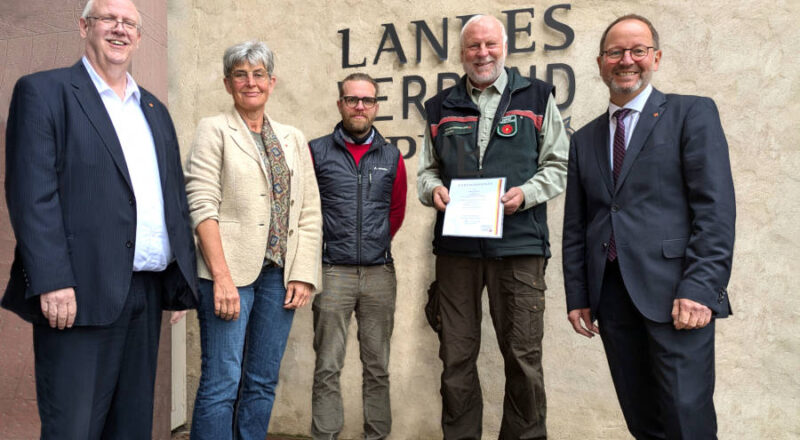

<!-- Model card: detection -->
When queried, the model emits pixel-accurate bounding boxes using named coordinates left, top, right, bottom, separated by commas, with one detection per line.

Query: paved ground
left=171, top=426, right=310, bottom=439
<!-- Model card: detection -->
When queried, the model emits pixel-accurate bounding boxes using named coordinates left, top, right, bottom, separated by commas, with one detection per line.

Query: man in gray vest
left=308, top=73, right=407, bottom=440
left=417, top=14, right=569, bottom=440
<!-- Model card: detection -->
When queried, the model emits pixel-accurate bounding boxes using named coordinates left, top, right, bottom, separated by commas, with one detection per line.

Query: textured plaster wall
left=168, top=0, right=800, bottom=438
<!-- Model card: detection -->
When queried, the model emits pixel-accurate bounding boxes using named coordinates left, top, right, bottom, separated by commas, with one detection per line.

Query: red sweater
left=344, top=141, right=407, bottom=237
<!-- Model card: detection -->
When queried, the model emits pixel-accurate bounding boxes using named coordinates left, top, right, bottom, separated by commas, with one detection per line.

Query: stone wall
left=168, top=0, right=800, bottom=438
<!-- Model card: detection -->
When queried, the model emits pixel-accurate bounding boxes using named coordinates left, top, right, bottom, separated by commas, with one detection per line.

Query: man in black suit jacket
left=562, top=14, right=735, bottom=439
left=2, top=0, right=197, bottom=438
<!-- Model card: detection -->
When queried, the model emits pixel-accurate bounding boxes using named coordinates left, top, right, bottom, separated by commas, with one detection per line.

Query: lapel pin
left=148, top=102, right=154, bottom=108
left=653, top=112, right=659, bottom=117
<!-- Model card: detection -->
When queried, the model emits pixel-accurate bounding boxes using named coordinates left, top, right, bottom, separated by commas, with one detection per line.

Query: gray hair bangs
left=223, top=40, right=275, bottom=78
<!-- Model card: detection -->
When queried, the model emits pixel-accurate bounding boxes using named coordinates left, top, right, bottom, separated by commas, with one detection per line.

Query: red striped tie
left=608, top=108, right=630, bottom=262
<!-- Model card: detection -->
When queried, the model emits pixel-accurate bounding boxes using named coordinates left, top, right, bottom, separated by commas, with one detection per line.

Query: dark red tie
left=608, top=108, right=630, bottom=261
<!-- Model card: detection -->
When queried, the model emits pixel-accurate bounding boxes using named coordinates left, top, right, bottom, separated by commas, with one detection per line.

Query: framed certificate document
left=442, top=177, right=506, bottom=238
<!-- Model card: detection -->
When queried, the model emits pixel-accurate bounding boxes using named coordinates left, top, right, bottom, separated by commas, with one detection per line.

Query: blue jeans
left=191, top=266, right=294, bottom=440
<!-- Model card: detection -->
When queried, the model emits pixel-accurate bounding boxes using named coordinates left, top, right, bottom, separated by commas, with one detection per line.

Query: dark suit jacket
left=562, top=88, right=735, bottom=323
left=2, top=61, right=198, bottom=326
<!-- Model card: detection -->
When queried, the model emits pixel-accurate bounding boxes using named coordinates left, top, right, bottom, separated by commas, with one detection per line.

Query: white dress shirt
left=607, top=84, right=653, bottom=170
left=82, top=57, right=172, bottom=271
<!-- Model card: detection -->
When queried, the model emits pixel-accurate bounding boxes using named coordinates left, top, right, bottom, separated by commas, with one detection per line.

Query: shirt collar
left=466, top=68, right=508, bottom=99
left=608, top=83, right=653, bottom=118
left=82, top=56, right=141, bottom=103
left=339, top=127, right=375, bottom=145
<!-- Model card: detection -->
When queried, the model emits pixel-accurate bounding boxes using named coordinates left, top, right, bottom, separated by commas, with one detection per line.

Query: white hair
left=80, top=0, right=95, bottom=18
left=459, top=15, right=508, bottom=48
left=81, top=0, right=142, bottom=28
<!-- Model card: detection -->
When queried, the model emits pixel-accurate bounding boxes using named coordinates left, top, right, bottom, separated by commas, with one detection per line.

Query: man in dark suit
left=562, top=14, right=735, bottom=439
left=2, top=0, right=197, bottom=438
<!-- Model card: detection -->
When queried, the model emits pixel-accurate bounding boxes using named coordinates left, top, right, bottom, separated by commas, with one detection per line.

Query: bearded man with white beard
left=416, top=14, right=569, bottom=440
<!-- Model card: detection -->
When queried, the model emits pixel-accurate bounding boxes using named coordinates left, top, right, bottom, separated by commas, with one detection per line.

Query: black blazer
left=3, top=61, right=198, bottom=326
left=562, top=88, right=735, bottom=323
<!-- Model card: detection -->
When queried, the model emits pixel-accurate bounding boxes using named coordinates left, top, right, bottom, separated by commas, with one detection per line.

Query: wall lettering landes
left=338, top=4, right=576, bottom=159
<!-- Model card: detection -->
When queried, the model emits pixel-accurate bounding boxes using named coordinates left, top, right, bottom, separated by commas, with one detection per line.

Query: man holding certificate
left=416, top=14, right=569, bottom=440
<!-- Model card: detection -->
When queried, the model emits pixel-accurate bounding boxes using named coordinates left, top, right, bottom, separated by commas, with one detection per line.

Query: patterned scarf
left=256, top=117, right=291, bottom=267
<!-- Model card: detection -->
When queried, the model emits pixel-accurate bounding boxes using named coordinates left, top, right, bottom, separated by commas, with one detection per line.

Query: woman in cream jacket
left=184, top=40, right=321, bottom=440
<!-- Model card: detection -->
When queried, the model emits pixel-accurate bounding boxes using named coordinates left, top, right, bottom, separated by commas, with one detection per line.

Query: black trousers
left=598, top=261, right=717, bottom=440
left=33, top=271, right=163, bottom=440
left=435, top=255, right=547, bottom=440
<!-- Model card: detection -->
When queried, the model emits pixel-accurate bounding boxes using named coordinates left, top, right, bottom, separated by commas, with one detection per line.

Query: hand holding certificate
left=442, top=178, right=506, bottom=238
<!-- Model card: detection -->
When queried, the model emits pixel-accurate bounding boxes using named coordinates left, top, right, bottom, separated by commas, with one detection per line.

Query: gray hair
left=223, top=40, right=275, bottom=78
left=81, top=0, right=142, bottom=29
left=460, top=15, right=508, bottom=48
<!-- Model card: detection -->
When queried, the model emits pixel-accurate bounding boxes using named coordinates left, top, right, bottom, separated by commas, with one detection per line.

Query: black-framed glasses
left=86, top=16, right=141, bottom=32
left=340, top=96, right=378, bottom=109
left=601, top=45, right=655, bottom=61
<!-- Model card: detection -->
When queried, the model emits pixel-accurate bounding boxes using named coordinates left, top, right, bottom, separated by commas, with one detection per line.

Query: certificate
left=442, top=178, right=506, bottom=238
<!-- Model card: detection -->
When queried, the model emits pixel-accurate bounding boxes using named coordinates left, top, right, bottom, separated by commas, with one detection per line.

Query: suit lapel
left=616, top=89, right=667, bottom=191
left=70, top=62, right=133, bottom=190
left=139, top=91, right=168, bottom=190
left=591, top=112, right=614, bottom=196
left=226, top=108, right=270, bottom=181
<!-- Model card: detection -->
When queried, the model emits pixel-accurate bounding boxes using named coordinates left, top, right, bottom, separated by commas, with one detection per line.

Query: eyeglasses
left=86, top=16, right=141, bottom=32
left=340, top=96, right=378, bottom=109
left=601, top=45, right=655, bottom=61
left=229, top=69, right=270, bottom=84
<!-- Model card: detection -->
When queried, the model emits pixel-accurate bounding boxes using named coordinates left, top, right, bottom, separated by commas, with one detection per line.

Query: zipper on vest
left=475, top=113, right=483, bottom=173
left=481, top=88, right=517, bottom=174
left=479, top=87, right=518, bottom=256
left=357, top=172, right=363, bottom=265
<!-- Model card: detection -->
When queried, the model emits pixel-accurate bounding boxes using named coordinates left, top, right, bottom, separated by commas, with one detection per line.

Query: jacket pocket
left=662, top=238, right=689, bottom=259
left=366, top=164, right=394, bottom=201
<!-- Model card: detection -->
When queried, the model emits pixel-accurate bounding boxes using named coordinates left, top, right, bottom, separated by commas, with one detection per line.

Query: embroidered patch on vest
left=497, top=115, right=517, bottom=137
